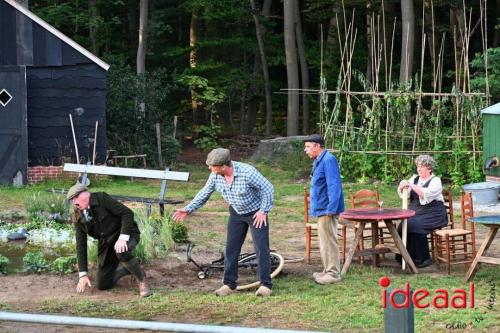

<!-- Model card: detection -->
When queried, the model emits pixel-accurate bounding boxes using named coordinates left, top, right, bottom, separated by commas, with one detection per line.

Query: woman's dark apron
left=407, top=176, right=448, bottom=234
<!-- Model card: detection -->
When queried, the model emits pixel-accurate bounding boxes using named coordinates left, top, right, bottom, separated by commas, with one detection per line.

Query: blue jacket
left=309, top=150, right=344, bottom=217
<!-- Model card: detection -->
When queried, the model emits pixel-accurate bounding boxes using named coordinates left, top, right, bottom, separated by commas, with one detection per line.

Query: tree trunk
left=366, top=1, right=374, bottom=84
left=294, top=0, right=309, bottom=134
left=284, top=0, right=299, bottom=136
left=400, top=0, right=415, bottom=83
left=325, top=4, right=341, bottom=68
left=189, top=11, right=203, bottom=127
left=89, top=0, right=98, bottom=55
left=137, top=0, right=149, bottom=117
left=424, top=0, right=436, bottom=90
left=250, top=0, right=273, bottom=135
left=137, top=0, right=149, bottom=75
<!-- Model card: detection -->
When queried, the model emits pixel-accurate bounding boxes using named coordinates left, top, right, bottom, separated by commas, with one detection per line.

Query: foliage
left=24, top=192, right=70, bottom=225
left=23, top=251, right=49, bottom=273
left=193, top=125, right=220, bottom=151
left=471, top=47, right=500, bottom=101
left=0, top=255, right=10, bottom=275
left=51, top=256, right=77, bottom=274
left=106, top=61, right=181, bottom=167
left=170, top=221, right=189, bottom=243
left=132, top=209, right=182, bottom=262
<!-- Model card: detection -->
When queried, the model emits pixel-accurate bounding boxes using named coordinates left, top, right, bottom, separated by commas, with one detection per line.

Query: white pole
left=401, top=187, right=408, bottom=270
left=92, top=121, right=98, bottom=165
left=69, top=114, right=80, bottom=164
left=0, top=312, right=328, bottom=333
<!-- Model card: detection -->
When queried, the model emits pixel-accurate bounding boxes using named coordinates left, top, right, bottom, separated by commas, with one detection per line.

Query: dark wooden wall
left=0, top=0, right=108, bottom=166
left=27, top=64, right=107, bottom=166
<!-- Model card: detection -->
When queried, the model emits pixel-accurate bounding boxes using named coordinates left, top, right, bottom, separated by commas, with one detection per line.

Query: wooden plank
left=478, top=257, right=500, bottom=265
left=63, top=163, right=189, bottom=181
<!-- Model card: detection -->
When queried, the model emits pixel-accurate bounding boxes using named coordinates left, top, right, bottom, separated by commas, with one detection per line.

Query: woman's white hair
left=414, top=154, right=435, bottom=171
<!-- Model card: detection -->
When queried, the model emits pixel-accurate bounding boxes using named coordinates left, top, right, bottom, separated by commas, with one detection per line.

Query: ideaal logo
left=379, top=276, right=475, bottom=309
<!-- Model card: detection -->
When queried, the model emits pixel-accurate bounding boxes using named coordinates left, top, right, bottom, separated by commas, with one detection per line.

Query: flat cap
left=66, top=183, right=89, bottom=200
left=206, top=148, right=231, bottom=166
left=303, top=134, right=324, bottom=145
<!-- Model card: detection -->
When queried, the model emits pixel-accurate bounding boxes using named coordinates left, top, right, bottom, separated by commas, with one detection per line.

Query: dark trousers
left=224, top=206, right=272, bottom=289
left=397, top=225, right=431, bottom=264
left=96, top=237, right=139, bottom=290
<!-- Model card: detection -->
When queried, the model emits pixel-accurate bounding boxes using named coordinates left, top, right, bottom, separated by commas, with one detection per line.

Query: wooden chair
left=348, top=189, right=387, bottom=264
left=304, top=187, right=346, bottom=264
left=430, top=188, right=455, bottom=258
left=434, top=191, right=476, bottom=274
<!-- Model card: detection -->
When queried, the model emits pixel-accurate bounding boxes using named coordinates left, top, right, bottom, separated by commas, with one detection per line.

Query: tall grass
left=133, top=208, right=175, bottom=262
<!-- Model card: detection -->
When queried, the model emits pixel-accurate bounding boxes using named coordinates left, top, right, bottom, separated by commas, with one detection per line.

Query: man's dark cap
left=303, top=134, right=324, bottom=145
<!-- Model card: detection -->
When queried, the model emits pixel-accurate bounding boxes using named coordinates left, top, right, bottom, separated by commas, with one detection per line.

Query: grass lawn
left=0, top=161, right=499, bottom=332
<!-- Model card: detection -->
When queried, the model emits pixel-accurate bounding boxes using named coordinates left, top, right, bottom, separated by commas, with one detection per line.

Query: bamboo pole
left=69, top=114, right=80, bottom=164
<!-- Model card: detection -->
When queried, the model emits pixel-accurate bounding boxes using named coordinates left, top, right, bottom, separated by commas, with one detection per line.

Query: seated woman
left=397, top=155, right=448, bottom=268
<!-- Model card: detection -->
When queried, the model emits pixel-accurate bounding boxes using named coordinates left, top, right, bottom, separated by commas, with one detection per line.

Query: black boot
left=122, top=258, right=150, bottom=297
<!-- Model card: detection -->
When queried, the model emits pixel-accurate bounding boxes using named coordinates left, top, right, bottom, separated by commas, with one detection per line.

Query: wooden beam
left=63, top=163, right=189, bottom=181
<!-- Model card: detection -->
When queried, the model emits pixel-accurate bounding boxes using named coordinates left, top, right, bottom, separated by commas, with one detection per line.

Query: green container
left=482, top=103, right=500, bottom=178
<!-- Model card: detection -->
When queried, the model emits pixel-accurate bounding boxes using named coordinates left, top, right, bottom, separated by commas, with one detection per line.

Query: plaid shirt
left=185, top=161, right=274, bottom=215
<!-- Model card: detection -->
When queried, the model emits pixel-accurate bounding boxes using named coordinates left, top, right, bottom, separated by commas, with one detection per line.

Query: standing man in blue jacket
left=304, top=134, right=344, bottom=284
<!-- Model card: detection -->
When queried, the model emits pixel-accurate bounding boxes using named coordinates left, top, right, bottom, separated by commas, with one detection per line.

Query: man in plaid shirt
left=173, top=148, right=274, bottom=297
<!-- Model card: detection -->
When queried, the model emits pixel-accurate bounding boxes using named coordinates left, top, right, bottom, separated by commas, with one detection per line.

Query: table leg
left=371, top=221, right=380, bottom=266
left=464, top=226, right=498, bottom=282
left=341, top=221, right=366, bottom=276
left=385, top=220, right=418, bottom=273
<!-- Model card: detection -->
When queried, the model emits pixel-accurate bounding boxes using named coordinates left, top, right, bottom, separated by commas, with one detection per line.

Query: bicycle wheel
left=236, top=252, right=284, bottom=291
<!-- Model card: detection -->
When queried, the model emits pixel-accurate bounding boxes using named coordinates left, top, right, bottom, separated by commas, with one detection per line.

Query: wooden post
left=384, top=288, right=414, bottom=333
left=69, top=114, right=80, bottom=164
left=156, top=123, right=163, bottom=168
left=402, top=187, right=409, bottom=270
left=92, top=121, right=98, bottom=165
left=172, top=116, right=178, bottom=139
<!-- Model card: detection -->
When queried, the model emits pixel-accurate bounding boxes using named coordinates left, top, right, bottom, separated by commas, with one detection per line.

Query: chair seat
left=435, top=228, right=472, bottom=237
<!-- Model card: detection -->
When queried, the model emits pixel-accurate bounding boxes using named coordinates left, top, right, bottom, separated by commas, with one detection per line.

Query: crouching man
left=67, top=183, right=151, bottom=297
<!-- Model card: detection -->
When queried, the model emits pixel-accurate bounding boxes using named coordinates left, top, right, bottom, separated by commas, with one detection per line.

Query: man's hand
left=172, top=209, right=189, bottom=222
left=114, top=239, right=128, bottom=253
left=76, top=275, right=92, bottom=293
left=253, top=211, right=267, bottom=228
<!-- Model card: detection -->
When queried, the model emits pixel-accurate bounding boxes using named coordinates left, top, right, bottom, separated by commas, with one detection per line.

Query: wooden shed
left=482, top=102, right=500, bottom=182
left=0, top=0, right=109, bottom=185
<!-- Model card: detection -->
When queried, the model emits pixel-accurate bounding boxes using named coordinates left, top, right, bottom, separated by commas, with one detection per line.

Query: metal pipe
left=0, top=312, right=329, bottom=333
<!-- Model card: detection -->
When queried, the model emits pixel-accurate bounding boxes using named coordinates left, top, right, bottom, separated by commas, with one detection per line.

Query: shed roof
left=481, top=103, right=500, bottom=115
left=4, top=0, right=109, bottom=71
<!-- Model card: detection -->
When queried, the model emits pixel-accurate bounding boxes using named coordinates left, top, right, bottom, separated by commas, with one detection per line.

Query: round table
left=464, top=215, right=500, bottom=282
left=340, top=208, right=417, bottom=275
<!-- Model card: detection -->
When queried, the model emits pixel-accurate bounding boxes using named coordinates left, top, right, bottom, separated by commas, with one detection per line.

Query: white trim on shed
left=4, top=0, right=109, bottom=71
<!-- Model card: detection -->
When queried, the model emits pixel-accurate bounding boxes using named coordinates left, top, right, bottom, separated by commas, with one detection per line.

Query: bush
left=0, top=255, right=10, bottom=274
left=170, top=221, right=188, bottom=243
left=23, top=251, right=49, bottom=273
left=51, top=256, right=77, bottom=274
left=24, top=192, right=70, bottom=226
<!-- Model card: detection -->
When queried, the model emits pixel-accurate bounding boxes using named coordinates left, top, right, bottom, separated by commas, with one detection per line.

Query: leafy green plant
left=194, top=125, right=221, bottom=151
left=0, top=255, right=10, bottom=274
left=51, top=256, right=77, bottom=274
left=170, top=221, right=188, bottom=243
left=23, top=251, right=49, bottom=273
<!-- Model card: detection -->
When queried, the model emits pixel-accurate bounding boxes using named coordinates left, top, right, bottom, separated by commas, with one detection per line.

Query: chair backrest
left=350, top=189, right=380, bottom=208
left=460, top=191, right=474, bottom=232
left=442, top=188, right=454, bottom=228
left=304, top=187, right=310, bottom=224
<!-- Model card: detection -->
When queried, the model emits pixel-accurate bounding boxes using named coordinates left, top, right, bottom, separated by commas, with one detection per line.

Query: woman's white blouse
left=398, top=175, right=444, bottom=205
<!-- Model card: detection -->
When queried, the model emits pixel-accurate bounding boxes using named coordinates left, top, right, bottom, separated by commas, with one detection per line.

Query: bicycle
left=185, top=241, right=284, bottom=290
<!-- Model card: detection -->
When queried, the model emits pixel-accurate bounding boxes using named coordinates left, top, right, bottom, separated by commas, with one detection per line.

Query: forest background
left=26, top=0, right=500, bottom=183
